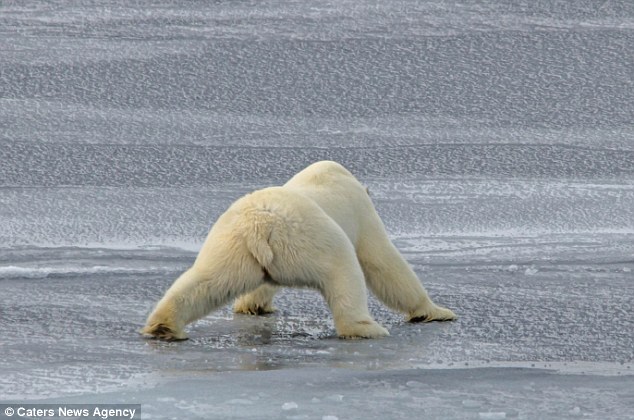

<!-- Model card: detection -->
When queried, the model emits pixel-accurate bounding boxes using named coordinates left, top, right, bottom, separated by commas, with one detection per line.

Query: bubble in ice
left=462, top=399, right=482, bottom=408
left=569, top=406, right=582, bottom=416
left=405, top=380, right=424, bottom=388
left=479, top=413, right=506, bottom=420
left=227, top=399, right=254, bottom=405
left=282, top=402, right=298, bottom=410
left=507, top=264, right=519, bottom=273
left=524, top=266, right=539, bottom=276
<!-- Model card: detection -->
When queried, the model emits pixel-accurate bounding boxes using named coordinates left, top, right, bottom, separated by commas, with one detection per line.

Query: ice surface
left=1, top=0, right=633, bottom=419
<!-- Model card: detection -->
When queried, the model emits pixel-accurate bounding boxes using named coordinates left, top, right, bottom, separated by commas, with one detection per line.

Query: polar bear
left=142, top=161, right=456, bottom=341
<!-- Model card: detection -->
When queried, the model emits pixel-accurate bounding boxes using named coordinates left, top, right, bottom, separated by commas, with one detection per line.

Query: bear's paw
left=141, top=323, right=189, bottom=341
left=408, top=305, right=457, bottom=323
left=337, top=319, right=390, bottom=339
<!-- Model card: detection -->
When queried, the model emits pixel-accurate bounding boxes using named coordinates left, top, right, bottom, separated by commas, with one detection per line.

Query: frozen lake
left=1, top=0, right=633, bottom=418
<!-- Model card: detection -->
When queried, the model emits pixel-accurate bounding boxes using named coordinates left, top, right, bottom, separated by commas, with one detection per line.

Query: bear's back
left=283, top=161, right=378, bottom=246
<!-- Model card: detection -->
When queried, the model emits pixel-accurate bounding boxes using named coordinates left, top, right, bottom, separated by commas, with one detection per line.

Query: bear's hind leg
left=234, top=284, right=279, bottom=315
left=270, top=213, right=389, bottom=339
left=318, top=255, right=389, bottom=339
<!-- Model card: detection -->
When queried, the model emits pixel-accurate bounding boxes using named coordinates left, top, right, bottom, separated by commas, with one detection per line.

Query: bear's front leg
left=142, top=252, right=265, bottom=341
left=141, top=268, right=201, bottom=341
left=357, top=232, right=457, bottom=324
left=141, top=288, right=190, bottom=341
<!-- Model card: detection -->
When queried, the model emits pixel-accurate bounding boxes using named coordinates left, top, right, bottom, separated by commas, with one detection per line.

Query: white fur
left=142, top=161, right=456, bottom=341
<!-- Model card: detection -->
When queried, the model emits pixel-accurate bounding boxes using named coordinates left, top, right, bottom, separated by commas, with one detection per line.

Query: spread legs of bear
left=234, top=214, right=457, bottom=325
left=143, top=161, right=455, bottom=341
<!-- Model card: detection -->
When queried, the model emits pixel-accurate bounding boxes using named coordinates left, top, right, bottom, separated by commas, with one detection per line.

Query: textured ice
left=1, top=0, right=634, bottom=419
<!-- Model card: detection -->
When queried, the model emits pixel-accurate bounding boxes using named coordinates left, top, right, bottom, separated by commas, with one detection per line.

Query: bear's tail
left=244, top=212, right=275, bottom=269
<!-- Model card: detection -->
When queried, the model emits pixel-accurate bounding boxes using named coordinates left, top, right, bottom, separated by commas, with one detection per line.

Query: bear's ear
left=141, top=323, right=188, bottom=342
left=365, top=186, right=371, bottom=196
